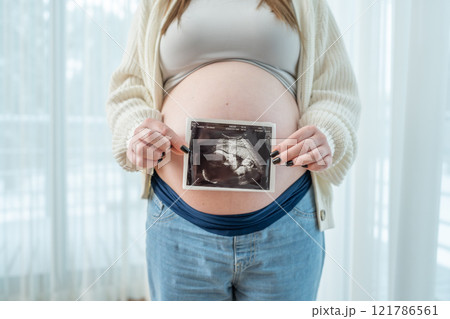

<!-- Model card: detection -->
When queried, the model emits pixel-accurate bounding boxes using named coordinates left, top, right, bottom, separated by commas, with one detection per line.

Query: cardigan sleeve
left=105, top=0, right=162, bottom=172
left=298, top=0, right=361, bottom=186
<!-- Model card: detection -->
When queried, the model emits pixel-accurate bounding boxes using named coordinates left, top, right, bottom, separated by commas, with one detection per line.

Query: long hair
left=161, top=0, right=299, bottom=36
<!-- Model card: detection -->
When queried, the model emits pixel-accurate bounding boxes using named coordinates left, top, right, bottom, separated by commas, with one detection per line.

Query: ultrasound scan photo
left=183, top=119, right=276, bottom=192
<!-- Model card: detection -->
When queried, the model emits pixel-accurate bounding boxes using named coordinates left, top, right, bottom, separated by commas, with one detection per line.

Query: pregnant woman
left=106, top=0, right=360, bottom=301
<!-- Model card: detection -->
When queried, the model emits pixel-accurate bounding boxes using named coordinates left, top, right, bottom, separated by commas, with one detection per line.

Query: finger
left=132, top=127, right=152, bottom=142
left=126, top=147, right=137, bottom=169
left=292, top=145, right=330, bottom=167
left=152, top=122, right=189, bottom=156
left=142, top=145, right=165, bottom=161
left=138, top=131, right=171, bottom=154
left=128, top=128, right=152, bottom=156
left=275, top=136, right=322, bottom=164
left=126, top=144, right=159, bottom=170
left=307, top=154, right=333, bottom=171
left=135, top=138, right=170, bottom=162
left=133, top=141, right=159, bottom=169
left=135, top=156, right=159, bottom=170
left=129, top=130, right=145, bottom=157
left=271, top=125, right=317, bottom=154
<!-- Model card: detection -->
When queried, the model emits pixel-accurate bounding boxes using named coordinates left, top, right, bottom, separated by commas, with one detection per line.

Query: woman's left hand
left=270, top=125, right=332, bottom=171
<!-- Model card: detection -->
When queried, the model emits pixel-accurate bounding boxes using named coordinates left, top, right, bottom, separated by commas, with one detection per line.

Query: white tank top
left=159, top=0, right=301, bottom=98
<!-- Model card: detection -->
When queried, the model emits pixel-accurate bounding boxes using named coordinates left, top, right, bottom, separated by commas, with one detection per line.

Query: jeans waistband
left=150, top=170, right=312, bottom=236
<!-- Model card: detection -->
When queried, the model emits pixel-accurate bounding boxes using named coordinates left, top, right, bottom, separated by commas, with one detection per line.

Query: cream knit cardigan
left=105, top=0, right=361, bottom=231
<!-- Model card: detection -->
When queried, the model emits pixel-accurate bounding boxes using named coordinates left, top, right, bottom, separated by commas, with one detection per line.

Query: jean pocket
left=291, top=185, right=317, bottom=220
left=147, top=193, right=176, bottom=221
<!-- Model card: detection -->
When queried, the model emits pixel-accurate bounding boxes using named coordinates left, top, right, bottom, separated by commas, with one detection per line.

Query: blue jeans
left=145, top=184, right=325, bottom=301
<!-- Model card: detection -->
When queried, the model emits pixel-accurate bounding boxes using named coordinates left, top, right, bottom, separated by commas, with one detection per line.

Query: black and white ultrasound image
left=186, top=120, right=273, bottom=191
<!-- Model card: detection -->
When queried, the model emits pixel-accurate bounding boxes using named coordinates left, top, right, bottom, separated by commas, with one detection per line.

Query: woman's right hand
left=126, top=118, right=190, bottom=171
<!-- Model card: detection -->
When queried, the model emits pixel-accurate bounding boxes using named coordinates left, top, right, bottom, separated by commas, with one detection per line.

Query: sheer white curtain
left=1, top=0, right=450, bottom=301
left=318, top=0, right=450, bottom=300
left=0, top=0, right=149, bottom=300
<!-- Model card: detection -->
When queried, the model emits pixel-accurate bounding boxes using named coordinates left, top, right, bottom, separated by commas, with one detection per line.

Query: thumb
left=164, top=126, right=190, bottom=156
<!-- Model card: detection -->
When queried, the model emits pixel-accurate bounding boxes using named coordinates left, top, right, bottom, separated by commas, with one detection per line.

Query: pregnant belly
left=155, top=61, right=308, bottom=214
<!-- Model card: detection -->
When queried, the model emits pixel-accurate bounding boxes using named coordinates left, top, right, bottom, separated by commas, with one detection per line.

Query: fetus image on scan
left=186, top=120, right=273, bottom=191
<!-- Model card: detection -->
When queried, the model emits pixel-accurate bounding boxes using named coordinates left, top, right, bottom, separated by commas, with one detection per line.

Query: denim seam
left=152, top=194, right=163, bottom=210
left=292, top=207, right=317, bottom=219
left=250, top=232, right=257, bottom=266
left=251, top=233, right=256, bottom=265
left=231, top=237, right=240, bottom=286
left=151, top=200, right=178, bottom=221
left=240, top=237, right=254, bottom=273
left=153, top=210, right=178, bottom=222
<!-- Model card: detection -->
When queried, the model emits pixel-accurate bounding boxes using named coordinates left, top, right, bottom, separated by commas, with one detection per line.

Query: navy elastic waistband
left=150, top=170, right=312, bottom=237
